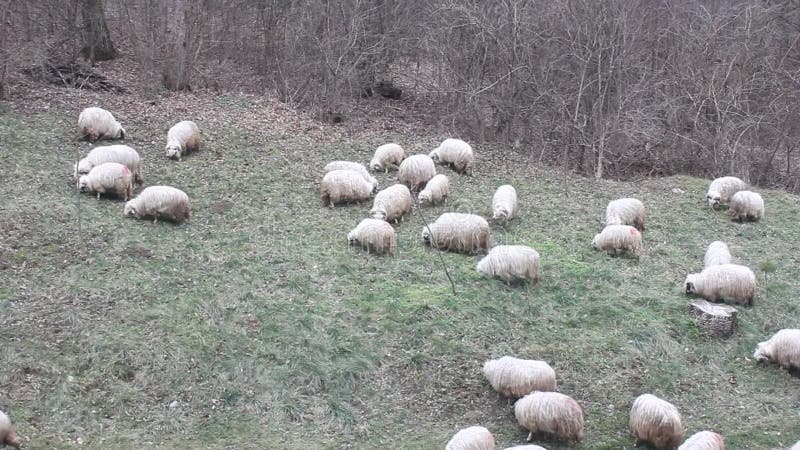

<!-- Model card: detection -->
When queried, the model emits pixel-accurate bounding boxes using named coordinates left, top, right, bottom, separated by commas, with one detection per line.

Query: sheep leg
left=526, top=431, right=533, bottom=442
left=153, top=217, right=158, bottom=224
left=96, top=192, right=101, bottom=200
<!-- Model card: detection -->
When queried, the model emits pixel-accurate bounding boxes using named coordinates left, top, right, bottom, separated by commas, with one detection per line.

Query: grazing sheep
left=165, top=120, right=201, bottom=161
left=706, top=176, right=746, bottom=208
left=754, top=329, right=800, bottom=373
left=482, top=356, right=555, bottom=398
left=429, top=138, right=475, bottom=175
left=370, top=143, right=405, bottom=172
left=502, top=446, right=547, bottom=450
left=324, top=161, right=379, bottom=188
left=729, top=191, right=764, bottom=222
left=445, top=426, right=495, bottom=450
left=74, top=144, right=143, bottom=184
left=0, top=410, right=20, bottom=450
left=77, top=162, right=133, bottom=201
left=370, top=184, right=413, bottom=223
left=678, top=431, right=724, bottom=450
left=398, top=154, right=436, bottom=191
left=604, top=198, right=645, bottom=231
left=592, top=225, right=644, bottom=257
left=124, top=186, right=191, bottom=224
left=684, top=264, right=756, bottom=306
left=422, top=213, right=490, bottom=254
left=347, top=218, right=397, bottom=256
left=320, top=169, right=377, bottom=207
left=492, top=185, right=518, bottom=221
left=78, top=106, right=126, bottom=141
left=703, top=241, right=732, bottom=268
left=477, top=245, right=540, bottom=284
left=514, top=391, right=584, bottom=443
left=418, top=174, right=450, bottom=205
left=629, top=394, right=684, bottom=450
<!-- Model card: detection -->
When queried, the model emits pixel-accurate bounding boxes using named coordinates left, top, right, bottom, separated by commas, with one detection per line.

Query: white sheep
left=703, top=241, right=732, bottom=268
left=78, top=106, right=125, bottom=141
left=514, top=391, right=584, bottom=443
left=791, top=441, right=800, bottom=450
left=74, top=144, right=143, bottom=184
left=370, top=184, right=413, bottom=223
left=398, top=154, right=436, bottom=191
left=706, top=176, right=746, bottom=208
left=370, top=143, right=405, bottom=172
left=0, top=410, right=20, bottom=450
left=604, top=198, right=645, bottom=231
left=492, top=185, right=518, bottom=221
left=77, top=162, right=133, bottom=201
left=320, top=169, right=377, bottom=207
left=165, top=120, right=201, bottom=161
left=324, top=161, right=378, bottom=188
left=347, top=218, right=397, bottom=256
left=754, top=329, right=800, bottom=373
left=124, top=186, right=191, bottom=223
left=629, top=394, right=684, bottom=450
left=729, top=190, right=764, bottom=222
left=592, top=225, right=644, bottom=257
left=477, top=245, right=540, bottom=284
left=418, top=174, right=450, bottom=205
left=445, top=426, right=495, bottom=450
left=429, top=138, right=475, bottom=175
left=482, top=356, right=555, bottom=398
left=677, top=431, right=724, bottom=450
left=422, top=213, right=490, bottom=254
left=684, top=264, right=756, bottom=306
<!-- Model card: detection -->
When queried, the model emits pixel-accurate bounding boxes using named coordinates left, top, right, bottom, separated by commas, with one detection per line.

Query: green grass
left=2, top=100, right=800, bottom=449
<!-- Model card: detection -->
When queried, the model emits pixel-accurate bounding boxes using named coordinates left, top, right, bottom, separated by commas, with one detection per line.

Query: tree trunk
left=81, top=0, right=117, bottom=63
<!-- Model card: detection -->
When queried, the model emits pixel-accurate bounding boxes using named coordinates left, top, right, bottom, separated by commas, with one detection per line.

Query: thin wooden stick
left=415, top=197, right=456, bottom=295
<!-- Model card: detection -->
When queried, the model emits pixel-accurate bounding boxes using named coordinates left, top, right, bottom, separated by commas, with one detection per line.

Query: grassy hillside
left=1, top=94, right=800, bottom=449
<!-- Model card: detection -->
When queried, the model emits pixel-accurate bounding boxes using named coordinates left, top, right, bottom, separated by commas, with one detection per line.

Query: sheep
left=753, top=329, right=800, bottom=373
left=347, top=218, right=397, bottom=256
left=398, top=154, right=436, bottom=191
left=324, top=161, right=378, bottom=188
left=78, top=106, right=126, bottom=141
left=0, top=410, right=20, bottom=450
left=124, top=186, right=191, bottom=224
left=445, top=426, right=495, bottom=450
left=629, top=394, right=684, bottom=450
left=370, top=143, right=405, bottom=172
left=684, top=264, right=756, bottom=306
left=482, top=356, right=555, bottom=398
left=320, top=169, right=377, bottom=207
left=477, top=245, right=540, bottom=284
left=729, top=190, right=764, bottom=222
left=706, top=176, right=745, bottom=208
left=77, top=162, right=133, bottom=201
left=418, top=174, right=450, bottom=205
left=165, top=120, right=201, bottom=161
left=604, top=198, right=645, bottom=231
left=429, top=138, right=475, bottom=175
left=422, top=213, right=490, bottom=254
left=74, top=144, right=143, bottom=184
left=703, top=241, right=732, bottom=268
left=591, top=225, right=644, bottom=257
left=677, top=431, right=724, bottom=450
left=370, top=184, right=413, bottom=223
left=492, top=185, right=518, bottom=221
left=514, top=391, right=583, bottom=443
left=501, top=446, right=548, bottom=450
left=791, top=441, right=800, bottom=450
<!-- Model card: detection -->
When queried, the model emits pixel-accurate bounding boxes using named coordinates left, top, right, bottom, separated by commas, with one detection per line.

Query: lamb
left=629, top=394, right=684, bottom=450
left=429, top=138, right=475, bottom=175
left=165, top=120, right=201, bottom=161
left=729, top=191, right=764, bottom=222
left=324, top=161, right=378, bottom=188
left=320, top=169, right=378, bottom=207
left=0, top=410, right=20, bottom=449
left=418, top=174, right=450, bottom=205
left=477, top=245, right=540, bottom=284
left=706, top=176, right=746, bottom=208
left=591, top=225, right=644, bottom=257
left=370, top=184, right=413, bottom=223
left=74, top=144, right=143, bottom=184
left=753, top=329, right=800, bottom=373
left=78, top=106, right=126, bottom=141
left=445, top=426, right=495, bottom=450
left=677, top=431, right=724, bottom=450
left=124, top=186, right=191, bottom=224
left=684, top=264, right=756, bottom=306
left=514, top=391, right=584, bottom=443
left=398, top=154, right=436, bottom=191
left=347, top=218, right=397, bottom=256
left=604, top=198, right=645, bottom=231
left=369, top=143, right=405, bottom=172
left=492, top=185, right=518, bottom=221
left=482, top=356, right=555, bottom=398
left=703, top=241, right=732, bottom=268
left=422, top=213, right=490, bottom=254
left=77, top=162, right=133, bottom=201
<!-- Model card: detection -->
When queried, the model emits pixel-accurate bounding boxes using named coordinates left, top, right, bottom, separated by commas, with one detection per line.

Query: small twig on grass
left=415, top=197, right=456, bottom=296
left=74, top=145, right=81, bottom=235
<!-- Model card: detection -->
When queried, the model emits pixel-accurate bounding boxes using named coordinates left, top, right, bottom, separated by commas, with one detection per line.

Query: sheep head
left=753, top=342, right=770, bottom=362
left=418, top=191, right=432, bottom=205
left=428, top=149, right=440, bottom=162
left=77, top=176, right=90, bottom=192
left=123, top=201, right=138, bottom=217
left=707, top=191, right=721, bottom=207
left=684, top=274, right=698, bottom=294
left=117, top=126, right=126, bottom=139
left=165, top=144, right=182, bottom=161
